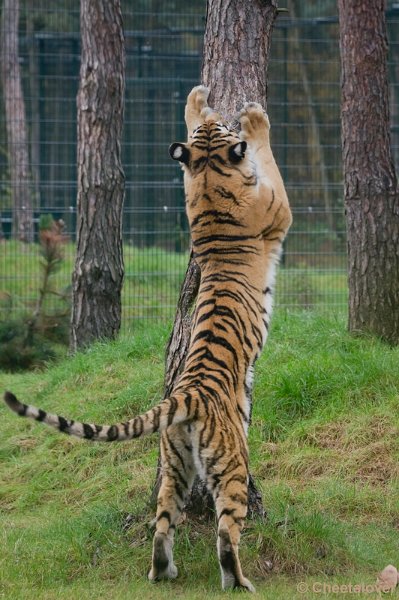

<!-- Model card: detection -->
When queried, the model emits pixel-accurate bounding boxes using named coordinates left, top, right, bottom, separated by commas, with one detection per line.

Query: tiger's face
left=169, top=119, right=264, bottom=242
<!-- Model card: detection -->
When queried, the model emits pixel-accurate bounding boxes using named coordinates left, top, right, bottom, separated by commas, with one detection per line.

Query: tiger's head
left=169, top=112, right=260, bottom=243
left=169, top=121, right=246, bottom=178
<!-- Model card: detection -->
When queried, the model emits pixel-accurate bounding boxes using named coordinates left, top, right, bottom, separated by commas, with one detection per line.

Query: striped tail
left=3, top=390, right=192, bottom=442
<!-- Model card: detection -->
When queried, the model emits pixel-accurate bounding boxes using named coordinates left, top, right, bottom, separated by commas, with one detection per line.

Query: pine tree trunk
left=0, top=0, right=33, bottom=243
left=70, top=0, right=125, bottom=352
left=202, top=0, right=278, bottom=117
left=27, top=8, right=41, bottom=209
left=338, top=0, right=399, bottom=345
left=151, top=0, right=279, bottom=519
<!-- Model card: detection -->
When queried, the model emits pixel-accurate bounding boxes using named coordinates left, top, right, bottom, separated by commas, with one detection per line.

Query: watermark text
left=297, top=581, right=393, bottom=594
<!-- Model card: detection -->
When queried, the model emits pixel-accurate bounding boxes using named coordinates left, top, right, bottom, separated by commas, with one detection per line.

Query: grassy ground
left=1, top=312, right=398, bottom=599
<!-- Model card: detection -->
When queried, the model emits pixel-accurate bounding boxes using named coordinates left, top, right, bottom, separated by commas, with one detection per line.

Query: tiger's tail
left=3, top=390, right=194, bottom=442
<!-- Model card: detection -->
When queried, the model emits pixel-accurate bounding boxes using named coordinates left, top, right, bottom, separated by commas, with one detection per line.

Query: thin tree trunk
left=151, top=0, right=279, bottom=519
left=338, top=0, right=399, bottom=345
left=27, top=10, right=41, bottom=209
left=0, top=0, right=33, bottom=242
left=70, top=0, right=125, bottom=352
left=387, top=14, right=399, bottom=168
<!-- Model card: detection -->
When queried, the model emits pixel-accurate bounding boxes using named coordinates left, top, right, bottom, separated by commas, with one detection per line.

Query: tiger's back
left=173, top=90, right=291, bottom=438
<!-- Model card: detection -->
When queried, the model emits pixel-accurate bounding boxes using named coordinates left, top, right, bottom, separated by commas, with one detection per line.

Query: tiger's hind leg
left=148, top=426, right=195, bottom=582
left=209, top=458, right=255, bottom=592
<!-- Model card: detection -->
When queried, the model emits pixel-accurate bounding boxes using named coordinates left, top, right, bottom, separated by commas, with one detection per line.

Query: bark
left=27, top=10, right=41, bottom=208
left=70, top=0, right=125, bottom=352
left=202, top=0, right=278, bottom=122
left=151, top=0, right=279, bottom=519
left=338, top=0, right=399, bottom=344
left=0, top=0, right=33, bottom=242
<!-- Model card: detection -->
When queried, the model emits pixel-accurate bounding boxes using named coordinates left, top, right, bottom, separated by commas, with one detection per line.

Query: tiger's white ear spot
left=172, top=146, right=183, bottom=159
left=169, top=142, right=190, bottom=165
left=229, top=141, right=247, bottom=163
left=232, top=143, right=244, bottom=157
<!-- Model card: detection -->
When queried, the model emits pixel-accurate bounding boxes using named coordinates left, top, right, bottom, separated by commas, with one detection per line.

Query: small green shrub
left=0, top=319, right=56, bottom=371
left=0, top=215, right=70, bottom=370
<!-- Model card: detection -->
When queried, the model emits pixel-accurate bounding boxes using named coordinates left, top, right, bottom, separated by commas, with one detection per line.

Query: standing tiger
left=3, top=86, right=291, bottom=592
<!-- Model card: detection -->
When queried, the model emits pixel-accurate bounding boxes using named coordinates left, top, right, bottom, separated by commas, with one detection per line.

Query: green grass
left=1, top=312, right=398, bottom=599
left=0, top=242, right=347, bottom=326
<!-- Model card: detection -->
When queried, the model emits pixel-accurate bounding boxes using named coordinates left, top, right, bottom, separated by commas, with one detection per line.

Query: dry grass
left=258, top=414, right=399, bottom=486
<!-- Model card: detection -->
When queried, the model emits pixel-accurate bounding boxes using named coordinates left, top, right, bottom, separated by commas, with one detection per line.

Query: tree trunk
left=338, top=0, right=399, bottom=345
left=0, top=0, right=33, bottom=242
left=70, top=0, right=125, bottom=352
left=151, top=0, right=279, bottom=519
left=27, top=8, right=41, bottom=209
left=202, top=0, right=278, bottom=120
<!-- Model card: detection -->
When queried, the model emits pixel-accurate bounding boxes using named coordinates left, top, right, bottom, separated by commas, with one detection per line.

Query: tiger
left=3, top=85, right=292, bottom=592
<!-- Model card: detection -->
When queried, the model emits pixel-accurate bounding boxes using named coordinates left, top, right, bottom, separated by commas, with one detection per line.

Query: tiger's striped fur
left=3, top=86, right=291, bottom=592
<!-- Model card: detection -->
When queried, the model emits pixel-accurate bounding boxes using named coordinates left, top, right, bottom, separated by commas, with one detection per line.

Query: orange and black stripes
left=3, top=389, right=196, bottom=442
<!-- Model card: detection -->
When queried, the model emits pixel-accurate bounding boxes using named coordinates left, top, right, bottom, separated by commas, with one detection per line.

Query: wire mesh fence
left=1, top=1, right=398, bottom=329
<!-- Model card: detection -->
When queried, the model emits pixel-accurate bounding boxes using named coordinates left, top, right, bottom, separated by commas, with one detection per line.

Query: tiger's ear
left=228, top=141, right=247, bottom=164
left=169, top=143, right=190, bottom=165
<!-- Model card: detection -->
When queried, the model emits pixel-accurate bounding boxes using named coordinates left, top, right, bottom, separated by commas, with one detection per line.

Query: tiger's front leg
left=184, top=85, right=210, bottom=135
left=239, top=102, right=272, bottom=162
left=239, top=102, right=292, bottom=236
left=148, top=426, right=196, bottom=582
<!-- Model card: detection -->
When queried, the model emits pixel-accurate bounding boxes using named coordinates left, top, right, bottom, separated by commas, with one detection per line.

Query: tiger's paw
left=238, top=577, right=256, bottom=593
left=222, top=576, right=256, bottom=593
left=148, top=563, right=178, bottom=582
left=148, top=532, right=178, bottom=582
left=239, top=102, right=270, bottom=142
left=186, top=85, right=210, bottom=116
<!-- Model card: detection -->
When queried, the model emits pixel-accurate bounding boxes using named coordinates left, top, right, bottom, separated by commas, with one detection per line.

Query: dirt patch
left=256, top=415, right=398, bottom=486
left=302, top=415, right=398, bottom=452
left=347, top=440, right=399, bottom=485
